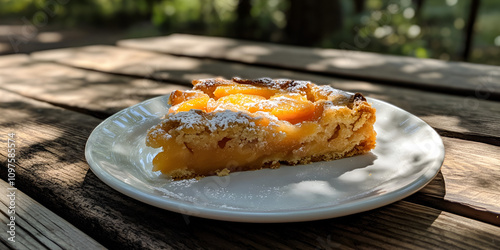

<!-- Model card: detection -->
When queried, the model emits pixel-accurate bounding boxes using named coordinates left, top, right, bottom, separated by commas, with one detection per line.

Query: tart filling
left=146, top=77, right=376, bottom=179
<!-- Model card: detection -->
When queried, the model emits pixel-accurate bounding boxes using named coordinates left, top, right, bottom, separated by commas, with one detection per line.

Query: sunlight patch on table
left=418, top=72, right=443, bottom=80
left=227, top=45, right=271, bottom=62
left=36, top=32, right=63, bottom=43
left=183, top=73, right=217, bottom=80
left=422, top=115, right=469, bottom=133
left=16, top=124, right=65, bottom=148
left=401, top=60, right=447, bottom=73
left=306, top=57, right=384, bottom=70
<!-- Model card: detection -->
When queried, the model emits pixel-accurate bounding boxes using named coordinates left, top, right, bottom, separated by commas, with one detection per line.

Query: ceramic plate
left=85, top=95, right=444, bottom=223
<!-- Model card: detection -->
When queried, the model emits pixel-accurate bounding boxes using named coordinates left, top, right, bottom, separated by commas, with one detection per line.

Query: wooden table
left=1, top=34, right=499, bottom=249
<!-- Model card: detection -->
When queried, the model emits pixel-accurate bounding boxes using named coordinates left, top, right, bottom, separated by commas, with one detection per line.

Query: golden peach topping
left=168, top=83, right=320, bottom=124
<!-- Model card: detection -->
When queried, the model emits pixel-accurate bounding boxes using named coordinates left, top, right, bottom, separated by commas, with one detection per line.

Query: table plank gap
left=406, top=194, right=500, bottom=227
left=434, top=128, right=500, bottom=147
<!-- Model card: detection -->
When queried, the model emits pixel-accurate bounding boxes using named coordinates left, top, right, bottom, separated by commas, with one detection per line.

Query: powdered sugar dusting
left=161, top=109, right=257, bottom=132
left=209, top=110, right=256, bottom=131
left=317, top=85, right=350, bottom=98
left=284, top=80, right=310, bottom=94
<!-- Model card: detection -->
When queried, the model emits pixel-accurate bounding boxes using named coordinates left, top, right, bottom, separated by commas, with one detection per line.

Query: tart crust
left=146, top=77, right=376, bottom=179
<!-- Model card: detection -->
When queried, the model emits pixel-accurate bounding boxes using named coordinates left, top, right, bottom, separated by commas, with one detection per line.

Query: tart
left=146, top=77, right=376, bottom=179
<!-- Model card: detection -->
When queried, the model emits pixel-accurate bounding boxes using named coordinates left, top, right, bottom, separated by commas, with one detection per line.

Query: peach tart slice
left=146, top=77, right=376, bottom=179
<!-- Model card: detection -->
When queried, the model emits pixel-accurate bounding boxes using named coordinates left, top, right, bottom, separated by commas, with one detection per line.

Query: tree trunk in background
left=413, top=0, right=425, bottom=18
left=354, top=0, right=365, bottom=14
left=234, top=0, right=254, bottom=39
left=285, top=0, right=343, bottom=46
left=462, top=0, right=480, bottom=61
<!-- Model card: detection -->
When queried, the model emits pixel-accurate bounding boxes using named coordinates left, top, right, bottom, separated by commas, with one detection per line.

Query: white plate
left=85, top=95, right=444, bottom=223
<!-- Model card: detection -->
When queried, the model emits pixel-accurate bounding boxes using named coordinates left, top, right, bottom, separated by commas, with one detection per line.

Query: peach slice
left=208, top=93, right=267, bottom=113
left=267, top=94, right=316, bottom=124
left=169, top=90, right=207, bottom=106
left=169, top=95, right=210, bottom=113
left=214, top=84, right=282, bottom=99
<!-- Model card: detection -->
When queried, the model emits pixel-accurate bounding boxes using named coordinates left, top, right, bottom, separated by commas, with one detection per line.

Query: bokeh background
left=1, top=0, right=499, bottom=65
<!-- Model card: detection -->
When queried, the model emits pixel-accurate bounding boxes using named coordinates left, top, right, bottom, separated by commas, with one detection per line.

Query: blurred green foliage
left=1, top=0, right=499, bottom=65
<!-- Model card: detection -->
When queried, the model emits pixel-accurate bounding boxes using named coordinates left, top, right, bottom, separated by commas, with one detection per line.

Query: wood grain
left=117, top=34, right=500, bottom=99
left=29, top=46, right=500, bottom=143
left=411, top=138, right=500, bottom=225
left=0, top=180, right=104, bottom=249
left=1, top=89, right=499, bottom=249
left=1, top=55, right=499, bottom=223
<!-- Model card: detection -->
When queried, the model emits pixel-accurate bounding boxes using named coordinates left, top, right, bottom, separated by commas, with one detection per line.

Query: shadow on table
left=79, top=169, right=446, bottom=249
left=78, top=158, right=446, bottom=249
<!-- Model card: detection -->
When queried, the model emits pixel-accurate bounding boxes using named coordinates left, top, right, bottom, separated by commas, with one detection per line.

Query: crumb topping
left=232, top=77, right=310, bottom=94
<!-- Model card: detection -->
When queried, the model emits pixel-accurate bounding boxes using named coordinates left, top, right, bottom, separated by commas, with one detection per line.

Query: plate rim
left=85, top=95, right=445, bottom=223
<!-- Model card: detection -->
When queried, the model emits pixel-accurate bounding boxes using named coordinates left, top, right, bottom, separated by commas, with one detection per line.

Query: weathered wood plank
left=0, top=90, right=499, bottom=249
left=0, top=89, right=192, bottom=249
left=410, top=138, right=500, bottom=225
left=0, top=180, right=105, bottom=249
left=1, top=54, right=500, bottom=223
left=117, top=34, right=500, bottom=99
left=29, top=46, right=500, bottom=143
